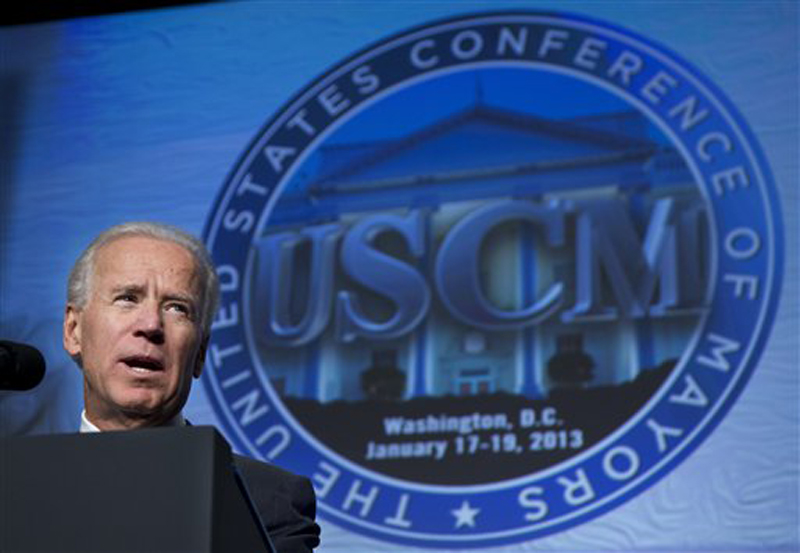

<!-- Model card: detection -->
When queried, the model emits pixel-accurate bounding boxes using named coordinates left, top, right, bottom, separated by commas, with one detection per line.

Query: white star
left=451, top=500, right=480, bottom=528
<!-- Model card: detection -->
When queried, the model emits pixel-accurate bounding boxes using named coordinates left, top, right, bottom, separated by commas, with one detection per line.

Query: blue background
left=0, top=2, right=797, bottom=551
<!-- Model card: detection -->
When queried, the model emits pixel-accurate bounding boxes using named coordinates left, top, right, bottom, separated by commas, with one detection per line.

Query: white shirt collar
left=80, top=410, right=186, bottom=432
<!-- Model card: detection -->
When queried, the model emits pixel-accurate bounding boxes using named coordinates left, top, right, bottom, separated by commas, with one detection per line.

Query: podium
left=0, top=426, right=275, bottom=553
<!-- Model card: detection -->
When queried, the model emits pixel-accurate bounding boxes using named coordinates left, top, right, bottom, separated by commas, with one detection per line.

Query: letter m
left=564, top=197, right=705, bottom=321
left=696, top=333, right=741, bottom=372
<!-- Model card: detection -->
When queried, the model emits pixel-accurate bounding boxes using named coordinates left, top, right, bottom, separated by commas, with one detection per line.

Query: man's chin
left=114, top=396, right=176, bottom=425
left=89, top=387, right=187, bottom=428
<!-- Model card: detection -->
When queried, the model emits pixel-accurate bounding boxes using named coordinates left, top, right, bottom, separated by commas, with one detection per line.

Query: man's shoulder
left=232, top=453, right=308, bottom=489
left=232, top=454, right=321, bottom=552
left=231, top=452, right=318, bottom=516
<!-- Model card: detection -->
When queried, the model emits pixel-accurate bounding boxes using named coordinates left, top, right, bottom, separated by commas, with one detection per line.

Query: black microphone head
left=0, top=340, right=46, bottom=391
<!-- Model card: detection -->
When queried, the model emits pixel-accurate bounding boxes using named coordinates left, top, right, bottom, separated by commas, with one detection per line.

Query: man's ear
left=193, top=334, right=208, bottom=379
left=63, top=304, right=82, bottom=360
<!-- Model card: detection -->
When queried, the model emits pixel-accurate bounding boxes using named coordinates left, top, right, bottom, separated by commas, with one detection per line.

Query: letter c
left=410, top=39, right=439, bottom=69
left=435, top=200, right=566, bottom=330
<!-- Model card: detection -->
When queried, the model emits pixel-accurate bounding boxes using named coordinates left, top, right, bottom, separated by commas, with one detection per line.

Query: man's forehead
left=94, top=235, right=201, bottom=286
left=98, top=234, right=191, bottom=259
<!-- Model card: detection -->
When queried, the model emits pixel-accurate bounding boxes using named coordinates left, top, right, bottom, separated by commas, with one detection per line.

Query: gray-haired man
left=63, top=222, right=320, bottom=552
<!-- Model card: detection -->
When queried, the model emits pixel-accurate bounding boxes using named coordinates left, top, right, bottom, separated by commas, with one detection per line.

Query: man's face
left=63, top=236, right=207, bottom=429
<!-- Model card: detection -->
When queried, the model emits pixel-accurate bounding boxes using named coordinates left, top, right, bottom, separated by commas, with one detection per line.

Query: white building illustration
left=250, top=103, right=707, bottom=402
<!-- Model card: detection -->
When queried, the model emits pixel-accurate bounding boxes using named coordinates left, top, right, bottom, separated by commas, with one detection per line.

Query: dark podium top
left=0, top=426, right=274, bottom=553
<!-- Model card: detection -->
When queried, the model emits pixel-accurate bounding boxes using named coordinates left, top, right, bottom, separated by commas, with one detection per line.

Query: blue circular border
left=202, top=11, right=784, bottom=548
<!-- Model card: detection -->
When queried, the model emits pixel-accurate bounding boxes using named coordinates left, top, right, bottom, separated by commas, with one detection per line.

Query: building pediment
left=312, top=106, right=658, bottom=193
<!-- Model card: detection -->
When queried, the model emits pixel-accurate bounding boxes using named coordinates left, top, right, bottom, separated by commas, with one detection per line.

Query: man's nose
left=133, top=302, right=165, bottom=343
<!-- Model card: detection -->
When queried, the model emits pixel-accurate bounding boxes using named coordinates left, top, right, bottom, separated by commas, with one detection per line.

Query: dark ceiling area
left=1, top=1, right=217, bottom=27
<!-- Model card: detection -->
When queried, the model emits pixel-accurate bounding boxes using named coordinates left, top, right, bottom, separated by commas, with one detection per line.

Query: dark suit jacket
left=234, top=454, right=321, bottom=553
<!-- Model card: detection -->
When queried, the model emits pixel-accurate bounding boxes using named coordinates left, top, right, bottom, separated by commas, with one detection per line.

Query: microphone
left=0, top=340, right=46, bottom=391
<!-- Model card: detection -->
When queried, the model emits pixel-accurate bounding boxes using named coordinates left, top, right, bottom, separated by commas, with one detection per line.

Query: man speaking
left=62, top=221, right=320, bottom=552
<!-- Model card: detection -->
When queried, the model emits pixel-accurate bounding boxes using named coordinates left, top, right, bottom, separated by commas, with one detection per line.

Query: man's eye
left=166, top=303, right=190, bottom=315
left=115, top=294, right=137, bottom=303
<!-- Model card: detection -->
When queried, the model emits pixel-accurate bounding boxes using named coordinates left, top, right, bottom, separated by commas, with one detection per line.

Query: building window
left=463, top=331, right=486, bottom=354
left=456, top=367, right=493, bottom=395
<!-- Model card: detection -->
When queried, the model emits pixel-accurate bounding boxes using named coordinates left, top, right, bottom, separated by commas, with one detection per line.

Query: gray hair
left=67, top=222, right=220, bottom=335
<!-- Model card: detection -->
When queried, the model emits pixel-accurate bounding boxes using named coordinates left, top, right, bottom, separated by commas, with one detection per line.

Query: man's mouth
left=121, top=355, right=164, bottom=373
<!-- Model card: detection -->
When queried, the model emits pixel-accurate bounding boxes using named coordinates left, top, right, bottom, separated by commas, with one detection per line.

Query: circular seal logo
left=202, top=11, right=783, bottom=548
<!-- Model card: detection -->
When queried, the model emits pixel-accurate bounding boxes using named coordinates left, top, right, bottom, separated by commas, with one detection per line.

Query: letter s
left=336, top=211, right=431, bottom=342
